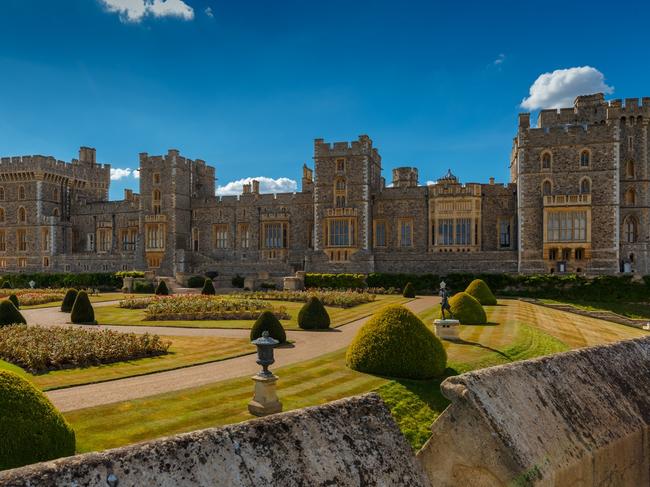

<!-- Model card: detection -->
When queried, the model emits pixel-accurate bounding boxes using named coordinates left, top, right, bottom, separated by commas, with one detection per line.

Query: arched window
left=624, top=216, right=638, bottom=243
left=625, top=188, right=637, bottom=205
left=0, top=208, right=4, bottom=222
left=542, top=180, right=552, bottom=196
left=580, top=150, right=590, bottom=167
left=0, top=187, right=4, bottom=201
left=626, top=160, right=635, bottom=178
left=18, top=207, right=26, bottom=223
left=18, top=186, right=25, bottom=200
left=152, top=189, right=161, bottom=215
left=579, top=178, right=591, bottom=194
left=334, top=177, right=347, bottom=208
left=541, top=152, right=552, bottom=170
left=53, top=208, right=60, bottom=217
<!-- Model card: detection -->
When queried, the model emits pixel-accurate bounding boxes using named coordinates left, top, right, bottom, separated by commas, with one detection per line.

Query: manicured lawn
left=5, top=336, right=254, bottom=391
left=541, top=298, right=650, bottom=320
left=94, top=295, right=409, bottom=330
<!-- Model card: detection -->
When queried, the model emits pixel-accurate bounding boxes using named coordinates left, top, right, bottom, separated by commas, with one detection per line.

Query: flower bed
left=142, top=295, right=290, bottom=321
left=119, top=296, right=162, bottom=309
left=230, top=290, right=376, bottom=308
left=0, top=326, right=170, bottom=373
left=10, top=292, right=66, bottom=306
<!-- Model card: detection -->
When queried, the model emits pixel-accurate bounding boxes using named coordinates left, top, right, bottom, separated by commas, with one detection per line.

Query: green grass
left=65, top=303, right=571, bottom=454
left=4, top=336, right=254, bottom=391
left=540, top=298, right=650, bottom=320
left=94, top=295, right=409, bottom=330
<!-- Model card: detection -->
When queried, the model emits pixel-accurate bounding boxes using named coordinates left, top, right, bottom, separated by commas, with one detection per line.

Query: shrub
left=402, top=282, right=416, bottom=298
left=0, top=300, right=26, bottom=327
left=187, top=275, right=205, bottom=288
left=70, top=291, right=96, bottom=325
left=259, top=282, right=277, bottom=290
left=0, top=273, right=120, bottom=290
left=1, top=281, right=12, bottom=289
left=231, top=274, right=245, bottom=288
left=298, top=297, right=330, bottom=330
left=230, top=290, right=375, bottom=308
left=133, top=281, right=155, bottom=294
left=115, top=270, right=145, bottom=279
left=250, top=311, right=287, bottom=343
left=0, top=326, right=170, bottom=373
left=304, top=273, right=367, bottom=290
left=465, top=279, right=497, bottom=305
left=143, top=295, right=290, bottom=321
left=0, top=370, right=76, bottom=470
left=60, top=289, right=78, bottom=313
left=8, top=294, right=19, bottom=310
left=202, top=278, right=216, bottom=295
left=449, top=292, right=486, bottom=324
left=155, top=280, right=170, bottom=296
left=346, top=305, right=446, bottom=379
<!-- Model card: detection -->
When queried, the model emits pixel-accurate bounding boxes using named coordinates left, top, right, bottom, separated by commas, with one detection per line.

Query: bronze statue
left=439, top=281, right=454, bottom=319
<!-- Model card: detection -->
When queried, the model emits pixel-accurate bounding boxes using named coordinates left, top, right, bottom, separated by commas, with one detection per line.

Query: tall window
left=146, top=224, right=165, bottom=250
left=541, top=152, right=551, bottom=169
left=192, top=228, right=199, bottom=251
left=336, top=158, right=346, bottom=172
left=438, top=219, right=454, bottom=245
left=41, top=228, right=50, bottom=251
left=214, top=224, right=229, bottom=249
left=327, top=219, right=353, bottom=247
left=579, top=178, right=591, bottom=194
left=17, top=229, right=27, bottom=252
left=626, top=160, right=635, bottom=178
left=0, top=187, right=4, bottom=200
left=98, top=228, right=112, bottom=252
left=499, top=220, right=511, bottom=248
left=334, top=178, right=347, bottom=208
left=86, top=233, right=95, bottom=251
left=152, top=189, right=161, bottom=215
left=624, top=217, right=638, bottom=243
left=18, top=186, right=25, bottom=200
left=374, top=220, right=387, bottom=247
left=625, top=188, right=636, bottom=205
left=0, top=208, right=4, bottom=223
left=238, top=223, right=250, bottom=249
left=546, top=211, right=587, bottom=242
left=153, top=173, right=161, bottom=185
left=18, top=207, right=26, bottom=223
left=399, top=219, right=413, bottom=247
left=542, top=180, right=552, bottom=196
left=121, top=229, right=137, bottom=251
left=580, top=150, right=590, bottom=167
left=0, top=231, right=5, bottom=252
left=455, top=218, right=471, bottom=245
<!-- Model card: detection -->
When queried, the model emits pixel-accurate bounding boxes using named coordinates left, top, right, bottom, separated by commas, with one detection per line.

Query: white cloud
left=110, top=168, right=132, bottom=180
left=133, top=169, right=140, bottom=179
left=99, top=0, right=194, bottom=23
left=521, top=66, right=614, bottom=110
left=493, top=53, right=505, bottom=66
left=216, top=177, right=298, bottom=196
left=205, top=6, right=214, bottom=18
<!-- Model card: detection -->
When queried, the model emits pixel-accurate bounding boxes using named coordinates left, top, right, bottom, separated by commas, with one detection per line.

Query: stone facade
left=0, top=93, right=646, bottom=278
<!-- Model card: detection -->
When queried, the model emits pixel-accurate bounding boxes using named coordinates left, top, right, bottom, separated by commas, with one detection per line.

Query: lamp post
left=248, top=331, right=283, bottom=416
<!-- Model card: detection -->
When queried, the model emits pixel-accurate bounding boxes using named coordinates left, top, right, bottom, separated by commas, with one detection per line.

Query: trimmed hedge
left=187, top=275, right=205, bottom=288
left=0, top=370, right=76, bottom=470
left=298, top=297, right=330, bottom=330
left=1, top=281, right=12, bottom=289
left=402, top=282, right=416, bottom=298
left=60, top=289, right=78, bottom=313
left=133, top=281, right=155, bottom=294
left=8, top=294, right=19, bottom=310
left=155, top=280, right=170, bottom=296
left=201, top=278, right=216, bottom=295
left=449, top=292, right=486, bottom=324
left=250, top=311, right=287, bottom=343
left=231, top=274, right=245, bottom=288
left=0, top=300, right=26, bottom=327
left=465, top=279, right=497, bottom=305
left=70, top=291, right=96, bottom=325
left=115, top=270, right=145, bottom=279
left=0, top=273, right=120, bottom=290
left=305, top=273, right=366, bottom=289
left=346, top=305, right=447, bottom=379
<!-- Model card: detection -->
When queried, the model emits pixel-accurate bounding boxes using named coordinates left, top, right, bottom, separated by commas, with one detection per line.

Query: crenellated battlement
left=522, top=121, right=617, bottom=146
left=314, top=134, right=380, bottom=160
left=0, top=150, right=111, bottom=183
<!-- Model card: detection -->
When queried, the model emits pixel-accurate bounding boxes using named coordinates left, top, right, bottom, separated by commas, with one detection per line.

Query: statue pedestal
left=248, top=373, right=282, bottom=417
left=434, top=319, right=460, bottom=340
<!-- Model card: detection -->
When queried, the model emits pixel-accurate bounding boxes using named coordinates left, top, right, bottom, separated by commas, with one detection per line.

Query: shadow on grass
left=448, top=338, right=509, bottom=359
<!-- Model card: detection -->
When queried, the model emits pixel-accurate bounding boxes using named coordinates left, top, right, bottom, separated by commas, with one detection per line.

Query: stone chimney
left=252, top=180, right=260, bottom=194
left=79, top=147, right=96, bottom=165
left=489, top=177, right=495, bottom=185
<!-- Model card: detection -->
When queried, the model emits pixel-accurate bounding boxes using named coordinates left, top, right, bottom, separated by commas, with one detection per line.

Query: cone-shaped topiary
left=70, top=290, right=96, bottom=325
left=449, top=291, right=487, bottom=324
left=201, top=278, right=216, bottom=295
left=346, top=305, right=447, bottom=379
left=250, top=310, right=287, bottom=343
left=0, top=300, right=26, bottom=327
left=402, top=282, right=416, bottom=298
left=0, top=370, right=76, bottom=471
left=8, top=294, right=19, bottom=310
left=155, top=280, right=170, bottom=296
left=1, top=280, right=12, bottom=289
left=298, top=296, right=330, bottom=330
left=60, top=289, right=78, bottom=313
left=465, top=279, right=497, bottom=305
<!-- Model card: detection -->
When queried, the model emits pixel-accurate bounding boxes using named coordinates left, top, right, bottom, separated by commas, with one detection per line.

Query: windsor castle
left=0, top=93, right=647, bottom=279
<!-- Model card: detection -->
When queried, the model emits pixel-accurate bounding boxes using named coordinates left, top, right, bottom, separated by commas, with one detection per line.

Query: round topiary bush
left=402, top=282, right=416, bottom=298
left=1, top=281, right=12, bottom=289
left=60, top=289, right=78, bottom=313
left=449, top=291, right=487, bottom=324
left=346, top=305, right=447, bottom=379
left=250, top=311, right=287, bottom=343
left=70, top=291, right=96, bottom=325
left=155, top=280, right=170, bottom=296
left=0, top=300, right=26, bottom=327
left=0, top=370, right=76, bottom=471
left=298, top=296, right=330, bottom=330
left=201, top=278, right=216, bottom=295
left=465, top=279, right=497, bottom=305
left=8, top=294, right=19, bottom=310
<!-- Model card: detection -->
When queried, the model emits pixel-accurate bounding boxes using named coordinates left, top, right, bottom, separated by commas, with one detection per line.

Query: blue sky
left=1, top=0, right=647, bottom=199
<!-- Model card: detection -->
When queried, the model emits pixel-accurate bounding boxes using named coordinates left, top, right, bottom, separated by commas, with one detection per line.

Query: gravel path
left=43, top=296, right=438, bottom=412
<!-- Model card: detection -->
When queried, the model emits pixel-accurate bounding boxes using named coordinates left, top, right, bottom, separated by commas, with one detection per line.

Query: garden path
left=44, top=296, right=439, bottom=412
